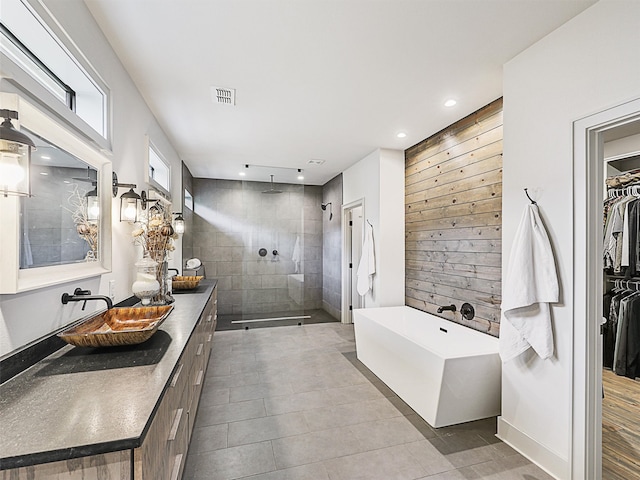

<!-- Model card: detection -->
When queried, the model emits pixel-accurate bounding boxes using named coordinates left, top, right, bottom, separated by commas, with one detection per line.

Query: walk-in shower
left=189, top=165, right=326, bottom=330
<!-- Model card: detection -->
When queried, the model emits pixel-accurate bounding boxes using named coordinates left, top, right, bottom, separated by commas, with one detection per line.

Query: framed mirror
left=0, top=93, right=112, bottom=293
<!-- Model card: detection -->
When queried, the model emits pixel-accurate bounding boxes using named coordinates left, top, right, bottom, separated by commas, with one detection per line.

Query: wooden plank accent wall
left=405, top=98, right=503, bottom=336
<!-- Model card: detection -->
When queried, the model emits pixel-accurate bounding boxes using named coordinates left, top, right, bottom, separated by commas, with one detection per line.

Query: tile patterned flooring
left=184, top=323, right=554, bottom=480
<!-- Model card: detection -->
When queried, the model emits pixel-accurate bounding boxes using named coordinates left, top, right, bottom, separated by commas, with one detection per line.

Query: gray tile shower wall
left=192, top=178, right=323, bottom=316
left=322, top=174, right=342, bottom=320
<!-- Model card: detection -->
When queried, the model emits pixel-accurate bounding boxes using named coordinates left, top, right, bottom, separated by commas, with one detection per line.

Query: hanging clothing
left=356, top=222, right=375, bottom=296
left=500, top=204, right=559, bottom=361
left=613, top=292, right=640, bottom=378
left=603, top=291, right=615, bottom=369
left=629, top=200, right=640, bottom=276
left=603, top=196, right=640, bottom=275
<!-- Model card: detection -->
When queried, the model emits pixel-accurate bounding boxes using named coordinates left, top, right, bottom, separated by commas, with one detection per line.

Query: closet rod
left=607, top=183, right=640, bottom=198
left=609, top=278, right=640, bottom=291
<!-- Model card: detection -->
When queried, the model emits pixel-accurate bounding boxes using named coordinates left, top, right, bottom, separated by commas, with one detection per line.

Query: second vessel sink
left=58, top=305, right=173, bottom=348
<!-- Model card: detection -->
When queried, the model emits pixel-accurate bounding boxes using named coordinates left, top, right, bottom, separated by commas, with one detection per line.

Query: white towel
left=357, top=222, right=375, bottom=296
left=292, top=236, right=301, bottom=273
left=499, top=204, right=559, bottom=362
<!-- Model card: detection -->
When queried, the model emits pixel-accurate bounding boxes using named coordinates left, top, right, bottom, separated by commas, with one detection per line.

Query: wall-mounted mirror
left=21, top=130, right=99, bottom=268
left=0, top=93, right=112, bottom=293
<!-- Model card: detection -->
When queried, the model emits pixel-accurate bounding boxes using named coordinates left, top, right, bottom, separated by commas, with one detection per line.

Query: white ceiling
left=84, top=0, right=596, bottom=186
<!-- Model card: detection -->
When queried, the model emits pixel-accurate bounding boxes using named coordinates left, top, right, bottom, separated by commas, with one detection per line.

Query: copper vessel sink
left=58, top=305, right=174, bottom=348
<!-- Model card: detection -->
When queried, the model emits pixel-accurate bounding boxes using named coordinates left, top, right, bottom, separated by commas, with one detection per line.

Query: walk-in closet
left=602, top=125, right=640, bottom=480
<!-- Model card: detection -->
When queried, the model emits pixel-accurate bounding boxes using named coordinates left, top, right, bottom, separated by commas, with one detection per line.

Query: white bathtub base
left=354, top=306, right=501, bottom=428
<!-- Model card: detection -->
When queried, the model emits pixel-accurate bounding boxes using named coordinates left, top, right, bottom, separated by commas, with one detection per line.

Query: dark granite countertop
left=0, top=280, right=216, bottom=470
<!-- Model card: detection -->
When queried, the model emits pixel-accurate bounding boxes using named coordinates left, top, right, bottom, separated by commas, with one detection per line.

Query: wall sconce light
left=112, top=171, right=145, bottom=222
left=0, top=109, right=35, bottom=197
left=86, top=187, right=100, bottom=222
left=119, top=188, right=141, bottom=222
left=173, top=212, right=185, bottom=234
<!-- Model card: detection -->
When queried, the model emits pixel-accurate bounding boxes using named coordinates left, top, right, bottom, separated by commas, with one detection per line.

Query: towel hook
left=524, top=188, right=537, bottom=205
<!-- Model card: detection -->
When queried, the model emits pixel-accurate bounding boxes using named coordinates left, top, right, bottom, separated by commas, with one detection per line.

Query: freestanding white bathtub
left=353, top=306, right=501, bottom=428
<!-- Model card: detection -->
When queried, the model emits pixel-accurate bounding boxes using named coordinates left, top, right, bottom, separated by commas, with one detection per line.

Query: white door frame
left=341, top=198, right=365, bottom=323
left=572, top=97, right=640, bottom=480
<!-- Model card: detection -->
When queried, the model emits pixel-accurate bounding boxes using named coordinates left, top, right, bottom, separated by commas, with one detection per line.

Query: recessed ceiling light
left=239, top=172, right=246, bottom=176
left=41, top=155, right=51, bottom=160
left=444, top=99, right=457, bottom=107
left=396, top=132, right=407, bottom=139
left=40, top=172, right=48, bottom=176
left=297, top=175, right=304, bottom=180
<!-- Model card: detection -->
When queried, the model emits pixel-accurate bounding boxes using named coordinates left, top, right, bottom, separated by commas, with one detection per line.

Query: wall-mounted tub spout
left=437, top=304, right=456, bottom=314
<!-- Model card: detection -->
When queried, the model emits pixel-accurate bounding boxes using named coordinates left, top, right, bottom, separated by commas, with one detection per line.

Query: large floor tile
left=184, top=440, right=276, bottom=480
left=264, top=390, right=334, bottom=416
left=348, top=415, right=426, bottom=450
left=227, top=411, right=309, bottom=446
left=198, top=386, right=230, bottom=406
left=323, top=443, right=429, bottom=480
left=229, top=381, right=294, bottom=403
left=189, top=423, right=228, bottom=453
left=241, top=462, right=331, bottom=480
left=195, top=398, right=266, bottom=427
left=271, top=426, right=365, bottom=469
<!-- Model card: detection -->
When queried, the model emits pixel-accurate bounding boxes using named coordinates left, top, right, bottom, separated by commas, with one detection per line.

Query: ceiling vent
left=307, top=159, right=325, bottom=165
left=211, top=86, right=236, bottom=106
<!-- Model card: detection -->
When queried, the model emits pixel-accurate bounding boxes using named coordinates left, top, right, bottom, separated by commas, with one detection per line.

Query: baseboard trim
left=497, top=416, right=569, bottom=480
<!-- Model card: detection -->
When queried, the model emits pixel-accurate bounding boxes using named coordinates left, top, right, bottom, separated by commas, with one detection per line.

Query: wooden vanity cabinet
left=134, top=285, right=217, bottom=480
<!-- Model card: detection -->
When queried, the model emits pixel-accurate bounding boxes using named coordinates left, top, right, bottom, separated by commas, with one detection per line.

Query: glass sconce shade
left=173, top=212, right=185, bottom=234
left=120, top=188, right=141, bottom=222
left=86, top=187, right=99, bottom=222
left=0, top=110, right=35, bottom=197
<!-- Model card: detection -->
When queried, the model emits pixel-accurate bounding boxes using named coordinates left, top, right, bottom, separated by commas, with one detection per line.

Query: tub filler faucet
left=437, top=304, right=456, bottom=314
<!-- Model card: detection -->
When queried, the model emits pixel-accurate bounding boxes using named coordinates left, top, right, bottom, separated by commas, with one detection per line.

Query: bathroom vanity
left=0, top=280, right=217, bottom=480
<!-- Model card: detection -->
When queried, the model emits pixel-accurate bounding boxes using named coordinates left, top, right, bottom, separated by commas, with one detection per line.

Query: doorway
left=573, top=98, right=640, bottom=480
left=342, top=200, right=364, bottom=323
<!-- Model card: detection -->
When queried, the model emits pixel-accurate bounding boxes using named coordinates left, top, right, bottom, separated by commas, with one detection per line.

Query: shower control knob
left=272, top=250, right=278, bottom=256
left=258, top=248, right=267, bottom=257
left=460, top=303, right=475, bottom=321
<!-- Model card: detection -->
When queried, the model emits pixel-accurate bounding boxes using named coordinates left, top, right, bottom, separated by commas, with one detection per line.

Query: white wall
left=0, top=0, right=183, bottom=357
left=500, top=1, right=640, bottom=478
left=343, top=148, right=405, bottom=307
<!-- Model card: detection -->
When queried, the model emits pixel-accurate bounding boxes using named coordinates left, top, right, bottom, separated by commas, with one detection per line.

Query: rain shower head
left=262, top=175, right=283, bottom=194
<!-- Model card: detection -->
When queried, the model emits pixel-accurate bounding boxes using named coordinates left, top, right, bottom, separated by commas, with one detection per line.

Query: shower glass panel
left=235, top=166, right=322, bottom=328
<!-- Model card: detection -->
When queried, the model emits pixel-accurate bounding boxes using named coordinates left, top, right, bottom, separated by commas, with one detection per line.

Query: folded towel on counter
left=500, top=203, right=559, bottom=362
left=357, top=222, right=376, bottom=296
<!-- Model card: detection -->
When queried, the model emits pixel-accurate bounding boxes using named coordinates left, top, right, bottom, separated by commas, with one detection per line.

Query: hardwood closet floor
left=602, top=369, right=640, bottom=479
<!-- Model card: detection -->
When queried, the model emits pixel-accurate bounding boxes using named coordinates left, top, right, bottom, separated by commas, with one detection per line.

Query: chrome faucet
left=437, top=304, right=456, bottom=314
left=61, top=288, right=113, bottom=310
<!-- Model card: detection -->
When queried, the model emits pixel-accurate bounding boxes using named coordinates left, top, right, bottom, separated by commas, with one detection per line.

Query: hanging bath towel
left=357, top=222, right=376, bottom=296
left=500, top=203, right=559, bottom=362
left=292, top=236, right=301, bottom=273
